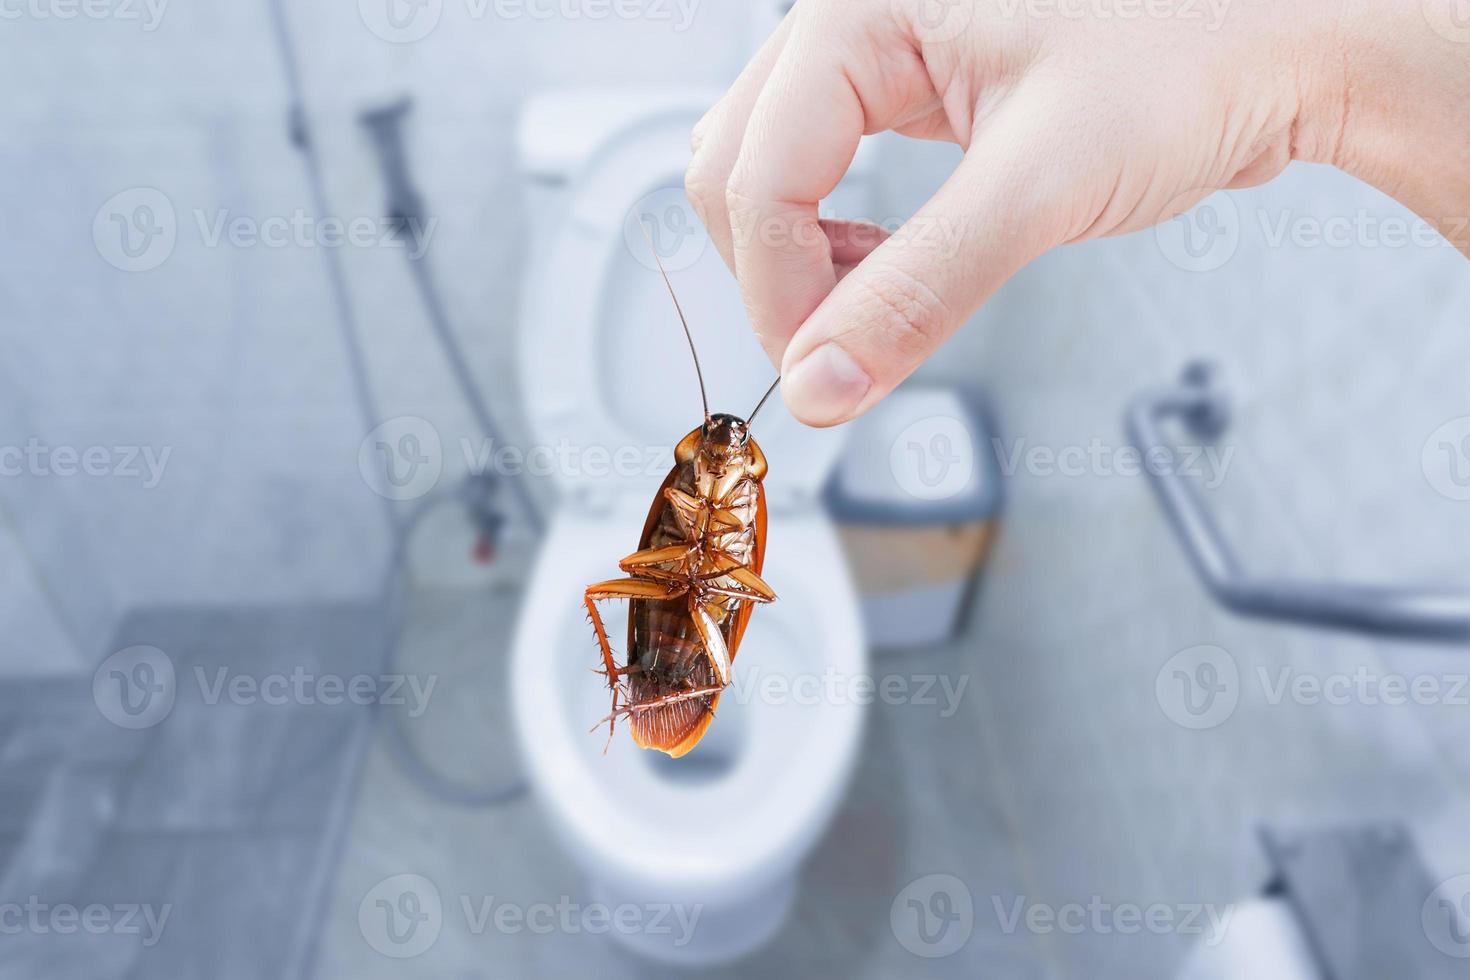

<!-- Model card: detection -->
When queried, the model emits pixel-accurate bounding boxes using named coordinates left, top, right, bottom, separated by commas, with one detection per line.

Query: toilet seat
left=511, top=508, right=865, bottom=906
left=509, top=92, right=869, bottom=957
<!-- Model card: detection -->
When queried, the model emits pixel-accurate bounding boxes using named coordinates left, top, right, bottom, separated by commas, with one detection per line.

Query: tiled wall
left=1, top=2, right=1466, bottom=701
left=0, top=1, right=759, bottom=671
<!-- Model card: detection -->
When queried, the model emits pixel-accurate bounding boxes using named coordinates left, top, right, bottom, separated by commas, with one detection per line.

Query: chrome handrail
left=1127, top=363, right=1470, bottom=643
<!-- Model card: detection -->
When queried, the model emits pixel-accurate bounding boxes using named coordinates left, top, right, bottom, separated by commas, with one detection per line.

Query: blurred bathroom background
left=1, top=1, right=1468, bottom=978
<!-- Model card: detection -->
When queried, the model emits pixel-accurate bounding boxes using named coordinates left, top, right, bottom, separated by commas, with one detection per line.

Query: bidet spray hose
left=265, top=0, right=527, bottom=812
left=360, top=97, right=545, bottom=537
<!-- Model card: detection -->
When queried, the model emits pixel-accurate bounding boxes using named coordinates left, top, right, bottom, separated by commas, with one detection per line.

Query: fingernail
left=782, top=343, right=872, bottom=426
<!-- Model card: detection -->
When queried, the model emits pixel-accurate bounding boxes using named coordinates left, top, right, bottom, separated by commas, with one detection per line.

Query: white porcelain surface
left=511, top=508, right=865, bottom=907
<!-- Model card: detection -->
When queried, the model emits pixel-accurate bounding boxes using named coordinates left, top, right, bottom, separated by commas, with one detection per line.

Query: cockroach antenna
left=639, top=221, right=710, bottom=422
left=746, top=376, right=780, bottom=427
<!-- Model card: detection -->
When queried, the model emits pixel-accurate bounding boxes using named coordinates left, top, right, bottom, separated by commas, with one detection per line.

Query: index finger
left=724, top=19, right=866, bottom=366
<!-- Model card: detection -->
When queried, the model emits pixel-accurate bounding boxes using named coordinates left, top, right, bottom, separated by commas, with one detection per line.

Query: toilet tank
left=515, top=87, right=719, bottom=241
left=515, top=86, right=882, bottom=250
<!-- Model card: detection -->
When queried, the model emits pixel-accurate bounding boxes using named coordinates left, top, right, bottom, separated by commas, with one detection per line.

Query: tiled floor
left=320, top=526, right=1470, bottom=979
left=0, top=602, right=383, bottom=980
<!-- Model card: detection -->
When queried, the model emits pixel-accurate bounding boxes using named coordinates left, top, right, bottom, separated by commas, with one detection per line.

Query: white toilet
left=510, top=89, right=870, bottom=964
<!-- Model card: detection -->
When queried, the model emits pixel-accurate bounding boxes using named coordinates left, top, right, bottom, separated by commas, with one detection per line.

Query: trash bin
left=825, top=385, right=1001, bottom=649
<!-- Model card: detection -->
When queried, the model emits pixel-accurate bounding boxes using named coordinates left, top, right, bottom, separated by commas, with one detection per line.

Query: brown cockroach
left=583, top=244, right=780, bottom=758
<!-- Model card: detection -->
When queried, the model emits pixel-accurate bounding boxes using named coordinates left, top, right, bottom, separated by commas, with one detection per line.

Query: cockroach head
left=702, top=413, right=750, bottom=454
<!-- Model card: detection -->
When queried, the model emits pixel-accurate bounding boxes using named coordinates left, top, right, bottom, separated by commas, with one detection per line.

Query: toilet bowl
left=509, top=90, right=870, bottom=964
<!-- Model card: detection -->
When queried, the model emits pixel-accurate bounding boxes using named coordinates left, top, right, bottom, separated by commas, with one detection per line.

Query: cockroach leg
left=590, top=664, right=642, bottom=685
left=604, top=684, right=621, bottom=754
left=590, top=680, right=630, bottom=750
left=695, top=552, right=777, bottom=602
left=664, top=487, right=706, bottom=534
left=584, top=577, right=688, bottom=691
left=714, top=565, right=777, bottom=602
left=617, top=543, right=691, bottom=574
left=704, top=585, right=773, bottom=605
left=584, top=577, right=691, bottom=600
left=706, top=507, right=746, bottom=532
left=622, top=684, right=726, bottom=713
left=582, top=593, right=620, bottom=685
left=591, top=664, right=642, bottom=677
left=690, top=598, right=732, bottom=685
left=593, top=683, right=726, bottom=730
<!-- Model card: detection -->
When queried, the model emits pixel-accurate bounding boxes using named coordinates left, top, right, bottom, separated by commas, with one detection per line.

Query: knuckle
left=722, top=178, right=762, bottom=244
left=689, top=110, right=714, bottom=156
left=856, top=269, right=950, bottom=354
left=683, top=162, right=721, bottom=217
left=722, top=176, right=759, bottom=215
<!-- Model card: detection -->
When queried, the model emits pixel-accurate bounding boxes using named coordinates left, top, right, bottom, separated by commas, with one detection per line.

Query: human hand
left=685, top=0, right=1470, bottom=426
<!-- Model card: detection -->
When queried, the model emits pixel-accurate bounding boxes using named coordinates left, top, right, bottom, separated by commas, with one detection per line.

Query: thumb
left=779, top=97, right=1070, bottom=426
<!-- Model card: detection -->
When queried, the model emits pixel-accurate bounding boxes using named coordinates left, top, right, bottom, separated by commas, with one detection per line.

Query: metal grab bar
left=1127, top=363, right=1470, bottom=643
